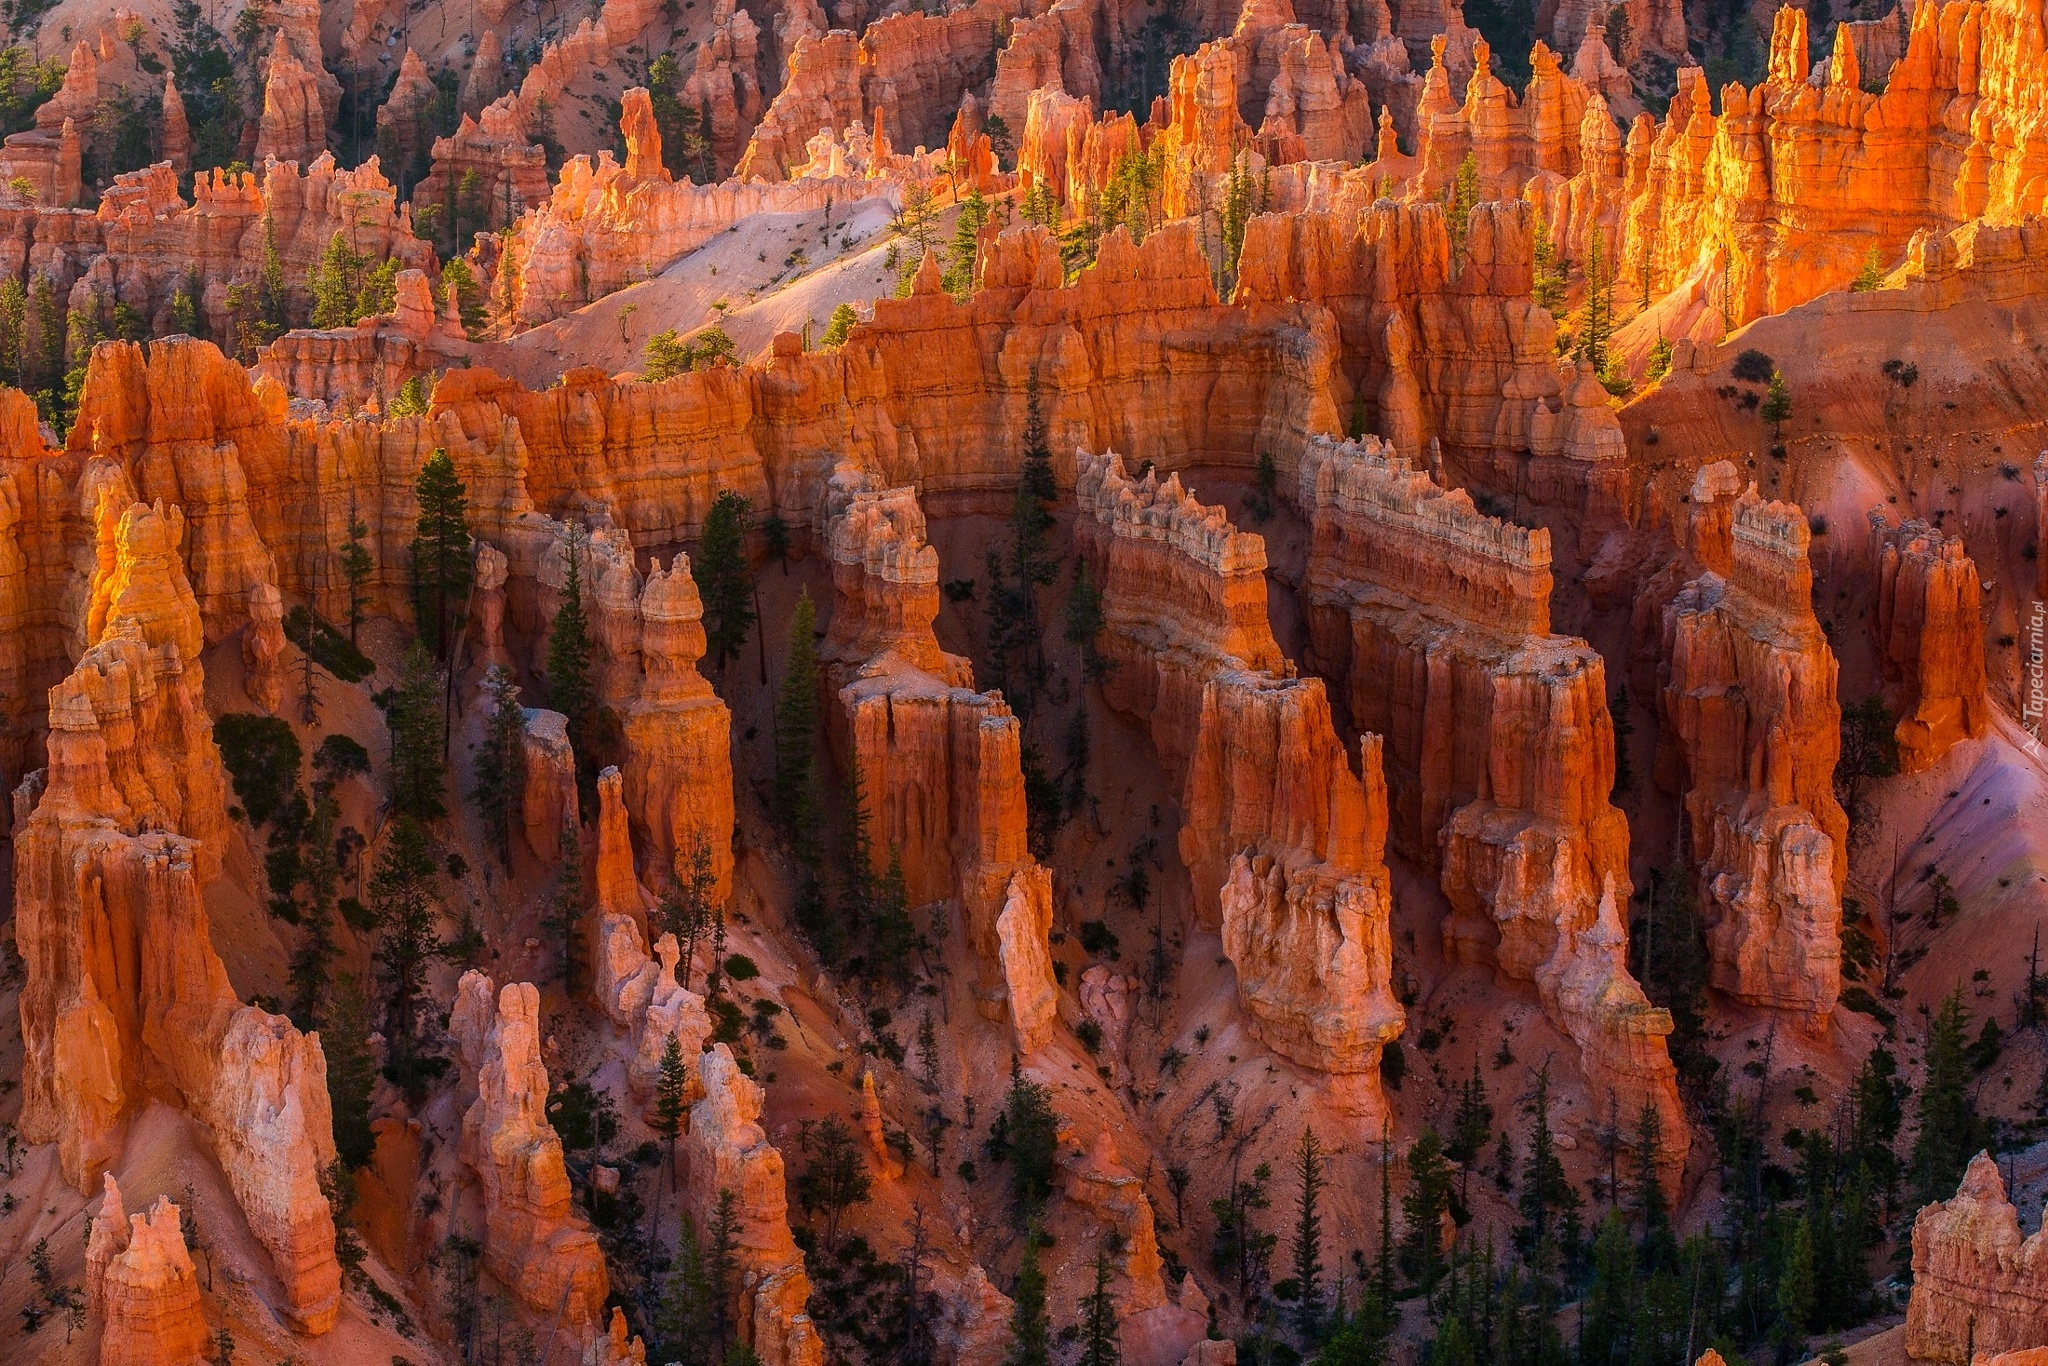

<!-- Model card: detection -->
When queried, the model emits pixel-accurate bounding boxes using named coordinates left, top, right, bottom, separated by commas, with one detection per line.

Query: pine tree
left=693, top=490, right=756, bottom=671
left=1446, top=152, right=1480, bottom=252
left=409, top=448, right=472, bottom=662
left=773, top=589, right=821, bottom=832
left=823, top=302, right=859, bottom=346
left=988, top=374, right=1058, bottom=711
left=472, top=664, right=524, bottom=867
left=1531, top=210, right=1567, bottom=311
left=1448, top=1059, right=1494, bottom=1208
left=369, top=815, right=442, bottom=1059
left=943, top=189, right=991, bottom=298
left=1400, top=1130, right=1454, bottom=1290
left=1580, top=1212, right=1635, bottom=1366
left=654, top=1033, right=689, bottom=1179
left=380, top=641, right=447, bottom=820
left=1774, top=1217, right=1816, bottom=1352
left=341, top=493, right=373, bottom=646
left=1646, top=332, right=1673, bottom=382
left=1913, top=989, right=1981, bottom=1205
left=1006, top=1228, right=1052, bottom=1366
left=324, top=972, right=378, bottom=1169
left=795, top=1115, right=871, bottom=1254
left=1064, top=561, right=1108, bottom=681
left=0, top=277, right=24, bottom=384
left=439, top=258, right=486, bottom=336
left=1516, top=1063, right=1581, bottom=1260
left=546, top=524, right=596, bottom=755
left=257, top=212, right=290, bottom=340
left=1575, top=230, right=1614, bottom=374
left=1850, top=247, right=1885, bottom=292
left=1761, top=369, right=1792, bottom=435
left=311, top=231, right=366, bottom=328
left=707, top=1189, right=740, bottom=1355
left=1630, top=1101, right=1670, bottom=1250
left=660, top=1210, right=715, bottom=1362
left=1291, top=1127, right=1326, bottom=1340
left=1079, top=1239, right=1122, bottom=1366
left=547, top=814, right=585, bottom=992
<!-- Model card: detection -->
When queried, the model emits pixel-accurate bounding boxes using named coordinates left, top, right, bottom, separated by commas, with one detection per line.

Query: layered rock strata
left=819, top=465, right=1057, bottom=1050
left=1906, top=1152, right=2048, bottom=1364
left=451, top=974, right=611, bottom=1328
left=1867, top=513, right=1988, bottom=773
left=683, top=1044, right=826, bottom=1366
left=1292, top=434, right=1684, bottom=1177
left=14, top=498, right=341, bottom=1333
left=87, top=1179, right=211, bottom=1366
left=1656, top=480, right=1846, bottom=1019
left=1076, top=449, right=1403, bottom=1107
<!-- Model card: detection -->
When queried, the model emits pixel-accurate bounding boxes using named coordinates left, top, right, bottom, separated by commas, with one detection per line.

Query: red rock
left=1294, top=435, right=1685, bottom=1178
left=1077, top=449, right=1404, bottom=1107
left=1907, top=1152, right=2048, bottom=1364
left=1867, top=514, right=1988, bottom=773
left=90, top=1182, right=210, bottom=1366
left=254, top=31, right=329, bottom=168
left=457, top=976, right=610, bottom=1328
left=520, top=708, right=580, bottom=864
left=683, top=1044, right=825, bottom=1366
left=1657, top=483, right=1845, bottom=1019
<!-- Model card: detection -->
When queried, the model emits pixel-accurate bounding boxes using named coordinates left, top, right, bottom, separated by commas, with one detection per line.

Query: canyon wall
left=1076, top=448, right=1404, bottom=1110
left=819, top=463, right=1057, bottom=1051
left=1655, top=477, right=1845, bottom=1020
left=1292, top=434, right=1684, bottom=1178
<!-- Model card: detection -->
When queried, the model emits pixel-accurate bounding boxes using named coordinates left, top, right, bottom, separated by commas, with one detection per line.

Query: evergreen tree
left=1516, top=1063, right=1582, bottom=1262
left=380, top=641, right=447, bottom=820
left=1446, top=152, right=1480, bottom=252
left=943, top=189, right=991, bottom=298
left=998, top=1066, right=1060, bottom=1218
left=546, top=524, right=596, bottom=756
left=341, top=493, right=373, bottom=647
left=1630, top=1102, right=1670, bottom=1252
left=1774, top=1217, right=1816, bottom=1355
left=1761, top=370, right=1792, bottom=435
left=1211, top=1159, right=1277, bottom=1301
left=1913, top=989, right=1982, bottom=1205
left=1401, top=1130, right=1454, bottom=1290
left=987, top=374, right=1059, bottom=712
left=1064, top=561, right=1109, bottom=681
left=0, top=277, right=23, bottom=384
left=659, top=1210, right=716, bottom=1362
left=1575, top=229, right=1614, bottom=375
left=546, top=814, right=585, bottom=992
left=772, top=589, right=821, bottom=832
left=822, top=301, right=859, bottom=346
left=796, top=1115, right=872, bottom=1254
left=310, top=231, right=366, bottom=328
left=1579, top=1212, right=1635, bottom=1366
left=438, top=258, right=486, bottom=336
left=257, top=212, right=290, bottom=340
left=409, top=448, right=472, bottom=662
left=369, top=815, right=442, bottom=1058
left=706, top=1189, right=740, bottom=1355
left=472, top=665, right=524, bottom=867
left=1079, top=1240, right=1122, bottom=1366
left=1849, top=1044, right=1907, bottom=1214
left=1531, top=210, right=1567, bottom=312
left=1006, top=1228, right=1052, bottom=1366
left=1646, top=332, right=1673, bottom=381
left=1292, top=1127, right=1326, bottom=1340
left=694, top=491, right=757, bottom=671
left=1850, top=248, right=1885, bottom=292
left=1447, top=1058, right=1494, bottom=1208
left=323, top=971, right=378, bottom=1170
left=654, top=1033, right=689, bottom=1180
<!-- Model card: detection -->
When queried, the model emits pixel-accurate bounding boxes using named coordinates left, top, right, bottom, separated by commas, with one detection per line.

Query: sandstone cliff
left=684, top=1044, right=826, bottom=1366
left=1077, top=448, right=1404, bottom=1108
left=88, top=1179, right=211, bottom=1366
left=1656, top=480, right=1846, bottom=1020
left=820, top=464, right=1056, bottom=1050
left=14, top=498, right=341, bottom=1333
left=1293, top=434, right=1685, bottom=1177
left=1906, top=1152, right=2048, bottom=1364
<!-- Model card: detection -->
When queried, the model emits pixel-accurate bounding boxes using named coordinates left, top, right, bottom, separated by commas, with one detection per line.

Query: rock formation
left=14, top=497, right=341, bottom=1332
left=521, top=708, right=580, bottom=863
left=683, top=1044, right=825, bottom=1366
left=452, top=974, right=611, bottom=1328
left=1656, top=479, right=1845, bottom=1020
left=88, top=1179, right=211, bottom=1366
left=1617, top=1, right=2048, bottom=329
left=1906, top=1152, right=2048, bottom=1364
left=242, top=579, right=287, bottom=713
left=1868, top=513, right=1988, bottom=773
left=819, top=465, right=1057, bottom=1050
left=1292, top=435, right=1685, bottom=1178
left=254, top=30, right=332, bottom=168
left=617, top=555, right=736, bottom=898
left=1077, top=449, right=1404, bottom=1110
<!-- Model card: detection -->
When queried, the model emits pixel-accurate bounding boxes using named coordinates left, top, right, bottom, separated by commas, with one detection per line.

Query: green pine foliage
left=693, top=491, right=756, bottom=670
left=324, top=972, right=378, bottom=1169
left=409, top=448, right=472, bottom=662
left=772, top=588, right=822, bottom=834
left=472, top=665, right=524, bottom=867
left=546, top=524, right=597, bottom=757
left=369, top=814, right=443, bottom=1061
left=379, top=641, right=448, bottom=821
left=642, top=325, right=738, bottom=380
left=822, top=302, right=860, bottom=347
left=942, top=189, right=991, bottom=299
left=1005, top=1228, right=1051, bottom=1366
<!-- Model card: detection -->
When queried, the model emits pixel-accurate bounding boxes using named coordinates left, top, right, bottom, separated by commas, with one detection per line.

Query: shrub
left=213, top=713, right=302, bottom=827
left=1732, top=348, right=1775, bottom=383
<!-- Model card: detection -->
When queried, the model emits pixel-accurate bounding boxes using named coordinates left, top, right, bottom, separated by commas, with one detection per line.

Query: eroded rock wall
left=1906, top=1152, right=2048, bottom=1364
